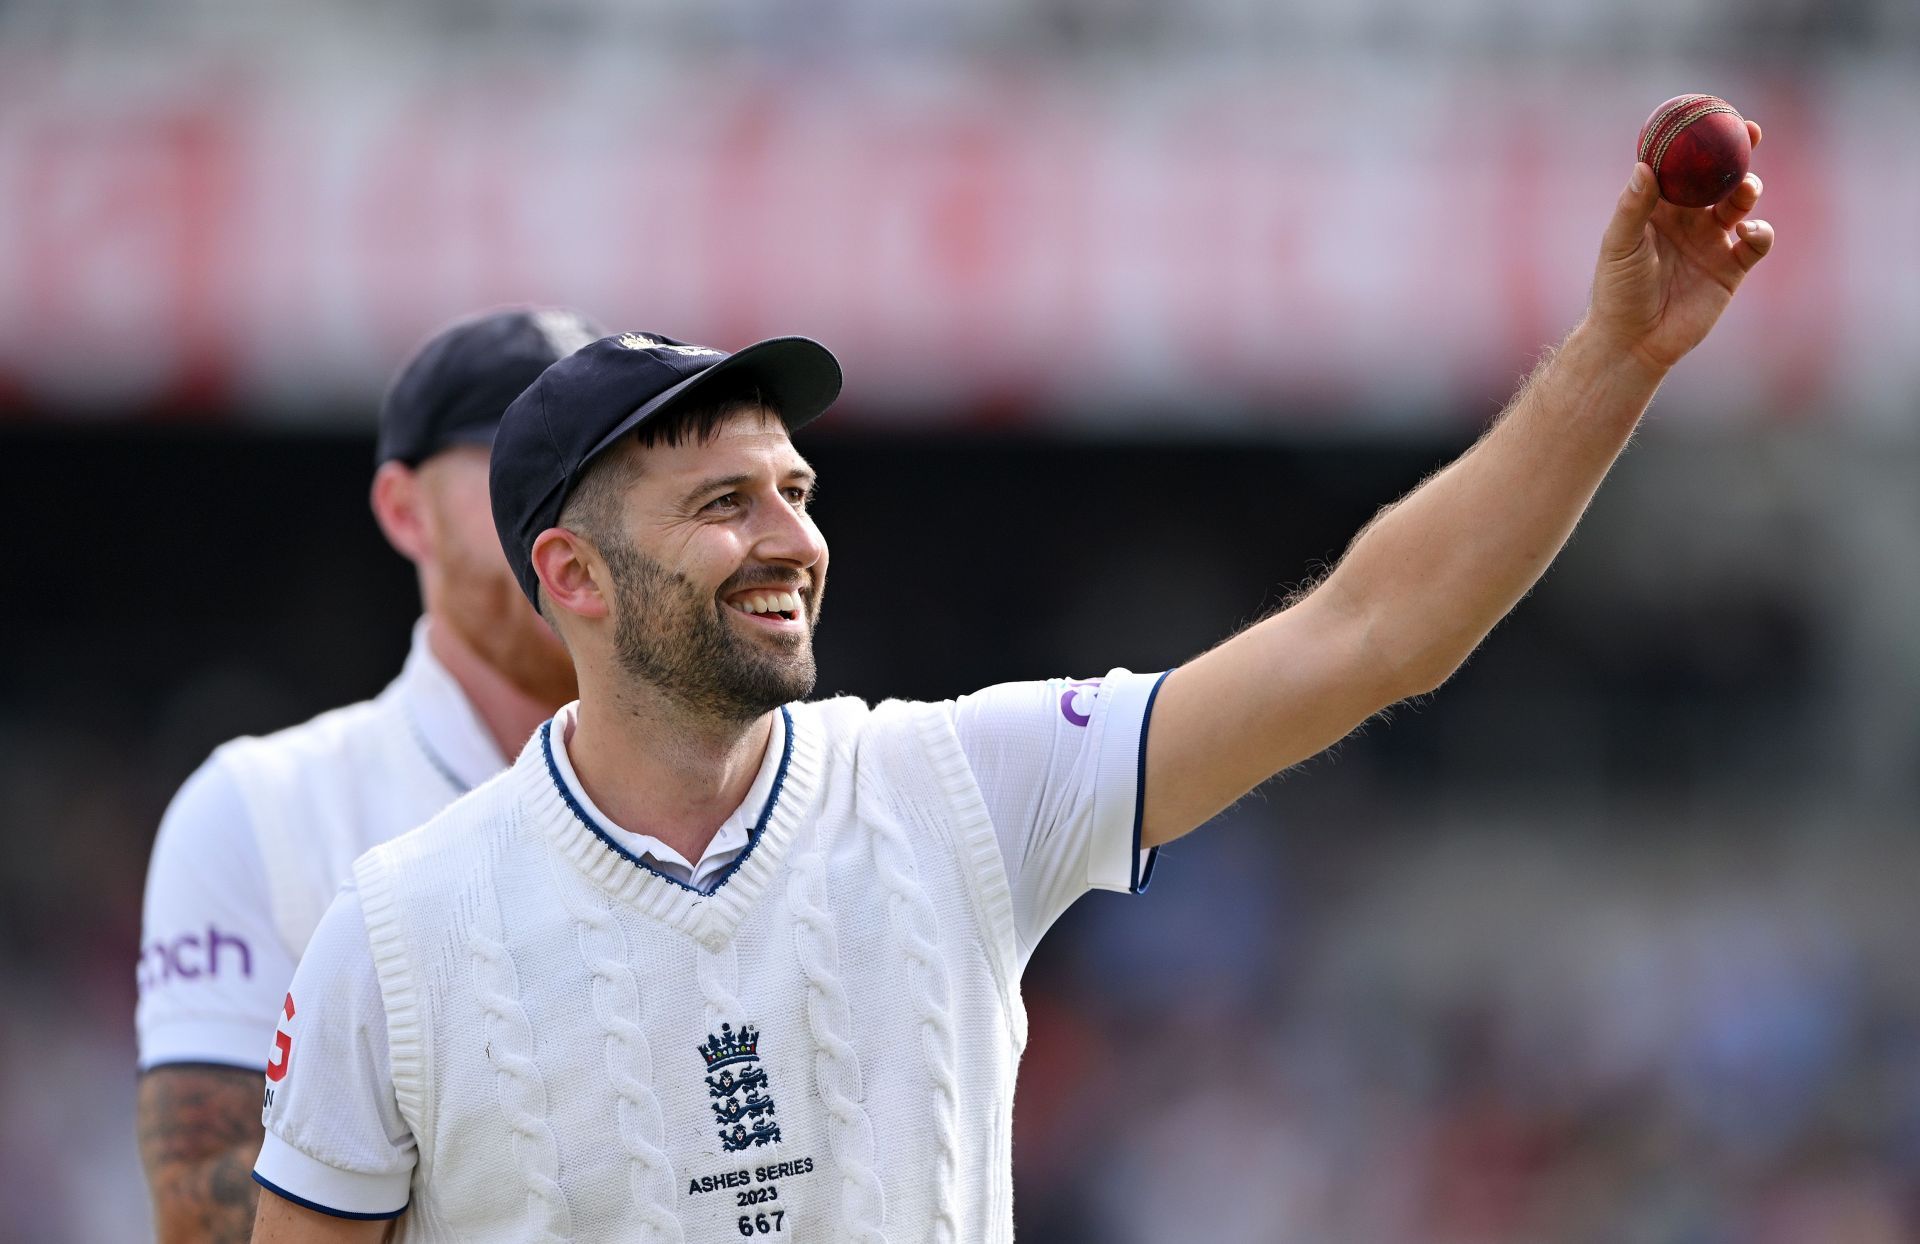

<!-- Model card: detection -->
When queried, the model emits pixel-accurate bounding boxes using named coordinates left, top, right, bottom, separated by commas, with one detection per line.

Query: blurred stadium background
left=2, top=0, right=1918, bottom=1238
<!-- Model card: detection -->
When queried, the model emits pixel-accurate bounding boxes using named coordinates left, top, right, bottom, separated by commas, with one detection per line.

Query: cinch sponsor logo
left=1059, top=679, right=1101, bottom=727
left=137, top=925, right=254, bottom=992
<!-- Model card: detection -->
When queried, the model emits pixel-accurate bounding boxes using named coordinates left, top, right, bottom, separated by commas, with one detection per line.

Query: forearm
left=138, top=1066, right=266, bottom=1244
left=150, top=1139, right=264, bottom=1243
left=1322, top=322, right=1665, bottom=696
left=1142, top=157, right=1770, bottom=846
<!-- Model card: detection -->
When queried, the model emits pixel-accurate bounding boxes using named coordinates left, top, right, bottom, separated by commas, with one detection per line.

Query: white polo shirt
left=136, top=621, right=513, bottom=1071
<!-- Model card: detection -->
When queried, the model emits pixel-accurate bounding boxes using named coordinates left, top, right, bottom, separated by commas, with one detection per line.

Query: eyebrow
left=680, top=465, right=817, bottom=509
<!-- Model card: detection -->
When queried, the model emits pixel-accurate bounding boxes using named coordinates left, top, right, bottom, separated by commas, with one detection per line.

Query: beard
left=437, top=536, right=579, bottom=707
left=603, top=537, right=817, bottom=724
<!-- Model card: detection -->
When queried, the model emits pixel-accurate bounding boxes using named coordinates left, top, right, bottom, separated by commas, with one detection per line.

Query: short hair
left=630, top=377, right=781, bottom=451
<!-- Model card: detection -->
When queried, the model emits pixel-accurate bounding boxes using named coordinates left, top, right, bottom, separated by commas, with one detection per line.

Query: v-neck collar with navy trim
left=522, top=705, right=820, bottom=942
left=540, top=708, right=791, bottom=895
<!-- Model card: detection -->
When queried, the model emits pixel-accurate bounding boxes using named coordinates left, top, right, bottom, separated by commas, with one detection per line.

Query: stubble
left=603, top=537, right=817, bottom=723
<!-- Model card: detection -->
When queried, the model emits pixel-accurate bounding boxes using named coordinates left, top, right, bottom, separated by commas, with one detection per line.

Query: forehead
left=632, top=408, right=810, bottom=482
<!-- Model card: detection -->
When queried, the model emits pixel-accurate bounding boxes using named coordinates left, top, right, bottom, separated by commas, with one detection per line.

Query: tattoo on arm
left=137, top=1064, right=266, bottom=1244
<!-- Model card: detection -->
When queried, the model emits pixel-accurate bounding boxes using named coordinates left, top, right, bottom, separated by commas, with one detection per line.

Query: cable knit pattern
left=695, top=936, right=745, bottom=1043
left=545, top=855, right=686, bottom=1243
left=470, top=931, right=574, bottom=1242
left=907, top=703, right=1023, bottom=1026
left=788, top=844, right=889, bottom=1242
left=862, top=778, right=963, bottom=1243
left=339, top=694, right=1115, bottom=1242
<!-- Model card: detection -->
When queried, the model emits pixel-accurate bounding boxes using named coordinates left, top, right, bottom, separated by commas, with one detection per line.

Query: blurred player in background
left=248, top=151, right=1773, bottom=1241
left=135, top=307, right=603, bottom=1242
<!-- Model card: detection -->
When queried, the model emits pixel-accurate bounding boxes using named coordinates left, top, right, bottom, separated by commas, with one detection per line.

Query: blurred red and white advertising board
left=0, top=61, right=1911, bottom=431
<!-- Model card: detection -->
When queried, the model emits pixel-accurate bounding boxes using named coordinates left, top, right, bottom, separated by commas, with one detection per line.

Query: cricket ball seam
left=1649, top=102, right=1738, bottom=175
left=1638, top=94, right=1711, bottom=165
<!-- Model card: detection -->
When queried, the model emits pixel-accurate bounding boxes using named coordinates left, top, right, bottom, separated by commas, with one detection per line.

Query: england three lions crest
left=700, top=1022, right=781, bottom=1152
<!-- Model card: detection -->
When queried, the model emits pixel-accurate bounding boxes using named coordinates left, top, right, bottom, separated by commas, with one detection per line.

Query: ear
left=532, top=528, right=612, bottom=623
left=370, top=461, right=432, bottom=563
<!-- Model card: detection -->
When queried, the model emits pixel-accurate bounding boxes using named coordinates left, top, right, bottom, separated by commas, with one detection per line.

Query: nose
left=751, top=490, right=826, bottom=572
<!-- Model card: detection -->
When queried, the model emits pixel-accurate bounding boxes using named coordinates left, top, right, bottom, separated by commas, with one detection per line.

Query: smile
left=725, top=589, right=805, bottom=626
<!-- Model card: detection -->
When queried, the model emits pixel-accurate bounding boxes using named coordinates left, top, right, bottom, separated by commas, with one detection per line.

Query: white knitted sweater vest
left=354, top=696, right=1028, bottom=1243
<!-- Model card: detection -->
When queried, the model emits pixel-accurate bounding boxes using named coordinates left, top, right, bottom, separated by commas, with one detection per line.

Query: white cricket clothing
left=256, top=670, right=1167, bottom=1239
left=136, top=621, right=510, bottom=1071
left=543, top=691, right=1154, bottom=919
left=543, top=704, right=780, bottom=893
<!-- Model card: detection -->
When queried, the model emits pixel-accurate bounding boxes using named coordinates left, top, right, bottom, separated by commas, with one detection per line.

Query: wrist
left=1564, top=319, right=1671, bottom=392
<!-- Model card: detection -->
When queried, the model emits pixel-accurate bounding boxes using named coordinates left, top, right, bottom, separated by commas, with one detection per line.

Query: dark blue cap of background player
left=490, top=331, right=843, bottom=608
left=375, top=307, right=606, bottom=467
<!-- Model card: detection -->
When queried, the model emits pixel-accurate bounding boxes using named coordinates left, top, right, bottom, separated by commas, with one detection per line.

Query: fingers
left=1601, top=163, right=1660, bottom=260
left=1732, top=218, right=1774, bottom=271
left=1729, top=120, right=1767, bottom=270
left=1714, top=173, right=1763, bottom=230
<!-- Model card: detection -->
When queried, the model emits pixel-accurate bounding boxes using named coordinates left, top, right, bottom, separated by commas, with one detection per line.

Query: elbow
left=1364, top=649, right=1461, bottom=705
left=1315, top=574, right=1479, bottom=708
left=1355, top=614, right=1478, bottom=704
left=1396, top=652, right=1470, bottom=700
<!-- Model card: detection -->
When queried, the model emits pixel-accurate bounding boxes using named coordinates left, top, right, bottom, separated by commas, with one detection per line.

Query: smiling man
left=250, top=150, right=1772, bottom=1242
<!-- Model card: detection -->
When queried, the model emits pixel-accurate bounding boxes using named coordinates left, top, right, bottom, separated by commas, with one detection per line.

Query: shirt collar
left=395, top=618, right=513, bottom=794
left=546, top=701, right=785, bottom=875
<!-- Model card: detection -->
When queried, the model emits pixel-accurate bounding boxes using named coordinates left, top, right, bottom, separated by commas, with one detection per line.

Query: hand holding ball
left=1594, top=93, right=1772, bottom=373
left=1637, top=95, right=1751, bottom=208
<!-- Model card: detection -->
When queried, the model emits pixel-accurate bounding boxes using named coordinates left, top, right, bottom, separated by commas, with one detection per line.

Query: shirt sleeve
left=137, top=755, right=300, bottom=1071
left=946, top=667, right=1170, bottom=958
left=253, top=885, right=415, bottom=1220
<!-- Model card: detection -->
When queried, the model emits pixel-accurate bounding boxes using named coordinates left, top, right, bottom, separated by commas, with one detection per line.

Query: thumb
left=1600, top=163, right=1658, bottom=260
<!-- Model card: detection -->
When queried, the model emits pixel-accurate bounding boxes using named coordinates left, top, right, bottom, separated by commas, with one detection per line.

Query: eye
left=704, top=492, right=743, bottom=513
left=782, top=485, right=814, bottom=506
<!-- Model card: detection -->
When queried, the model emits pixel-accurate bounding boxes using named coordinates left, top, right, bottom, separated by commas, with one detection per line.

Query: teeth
left=728, top=590, right=803, bottom=617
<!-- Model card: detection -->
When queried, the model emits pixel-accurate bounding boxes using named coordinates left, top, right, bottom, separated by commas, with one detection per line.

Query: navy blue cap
left=490, top=331, right=842, bottom=607
left=376, top=307, right=606, bottom=467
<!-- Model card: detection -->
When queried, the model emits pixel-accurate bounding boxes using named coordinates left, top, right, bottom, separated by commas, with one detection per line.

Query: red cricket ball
left=1637, top=94, right=1751, bottom=209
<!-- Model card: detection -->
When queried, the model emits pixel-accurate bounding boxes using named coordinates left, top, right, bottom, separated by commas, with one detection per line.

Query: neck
left=567, top=678, right=775, bottom=864
left=424, top=616, right=563, bottom=762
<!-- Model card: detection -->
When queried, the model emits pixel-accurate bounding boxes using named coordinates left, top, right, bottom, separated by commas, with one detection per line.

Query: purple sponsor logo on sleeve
left=137, top=925, right=255, bottom=993
left=1059, top=679, right=1102, bottom=728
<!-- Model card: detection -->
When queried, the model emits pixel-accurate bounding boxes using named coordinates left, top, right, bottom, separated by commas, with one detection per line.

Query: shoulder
left=356, top=751, right=528, bottom=880
left=212, top=690, right=398, bottom=787
left=145, top=746, right=282, bottom=913
left=293, top=884, right=377, bottom=982
left=151, top=749, right=258, bottom=853
left=787, top=694, right=884, bottom=761
left=792, top=694, right=980, bottom=774
left=789, top=694, right=874, bottom=736
left=153, top=694, right=387, bottom=851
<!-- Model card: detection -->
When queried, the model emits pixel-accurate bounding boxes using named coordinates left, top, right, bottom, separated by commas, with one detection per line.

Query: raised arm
left=1143, top=136, right=1773, bottom=846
